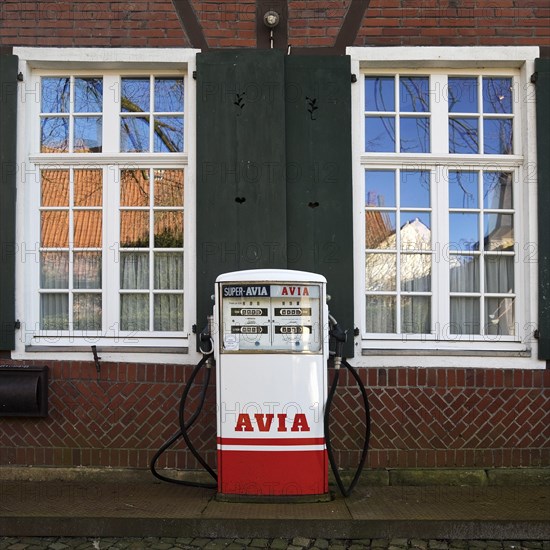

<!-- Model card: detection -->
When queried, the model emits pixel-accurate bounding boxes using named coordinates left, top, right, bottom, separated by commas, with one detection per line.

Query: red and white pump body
left=214, top=269, right=329, bottom=499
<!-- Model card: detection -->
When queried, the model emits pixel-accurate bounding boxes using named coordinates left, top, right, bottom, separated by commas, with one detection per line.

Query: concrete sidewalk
left=0, top=470, right=548, bottom=539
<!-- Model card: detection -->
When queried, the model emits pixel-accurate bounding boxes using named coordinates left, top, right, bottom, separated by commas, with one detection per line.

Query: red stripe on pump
left=217, top=437, right=325, bottom=446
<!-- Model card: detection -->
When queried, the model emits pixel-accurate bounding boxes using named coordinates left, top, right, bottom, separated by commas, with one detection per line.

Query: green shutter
left=196, top=52, right=354, bottom=355
left=0, top=55, right=18, bottom=350
left=285, top=56, right=354, bottom=357
left=536, top=58, right=550, bottom=360
left=196, top=51, right=287, bottom=336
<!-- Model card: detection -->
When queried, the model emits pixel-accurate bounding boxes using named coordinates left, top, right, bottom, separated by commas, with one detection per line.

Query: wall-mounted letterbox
left=0, top=366, right=49, bottom=418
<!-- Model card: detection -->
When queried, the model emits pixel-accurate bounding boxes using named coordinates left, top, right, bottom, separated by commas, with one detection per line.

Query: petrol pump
left=213, top=269, right=329, bottom=500
left=150, top=269, right=370, bottom=501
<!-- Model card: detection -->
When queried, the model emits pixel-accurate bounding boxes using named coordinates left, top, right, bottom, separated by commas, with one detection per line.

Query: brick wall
left=0, top=0, right=548, bottom=49
left=1, top=360, right=548, bottom=470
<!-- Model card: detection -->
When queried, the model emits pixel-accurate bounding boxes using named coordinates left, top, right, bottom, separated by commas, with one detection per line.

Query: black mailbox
left=0, top=366, right=48, bottom=417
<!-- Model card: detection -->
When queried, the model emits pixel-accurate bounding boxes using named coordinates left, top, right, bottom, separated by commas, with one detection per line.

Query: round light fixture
left=263, top=10, right=280, bottom=28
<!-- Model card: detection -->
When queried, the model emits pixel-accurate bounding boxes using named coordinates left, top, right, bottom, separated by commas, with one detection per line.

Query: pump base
left=215, top=491, right=333, bottom=504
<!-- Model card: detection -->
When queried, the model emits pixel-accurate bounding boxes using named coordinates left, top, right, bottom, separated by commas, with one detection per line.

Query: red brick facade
left=0, top=1, right=549, bottom=472
left=0, top=360, right=548, bottom=469
left=0, top=1, right=548, bottom=49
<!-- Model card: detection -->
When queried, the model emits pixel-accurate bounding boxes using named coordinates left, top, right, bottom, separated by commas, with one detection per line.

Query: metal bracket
left=91, top=345, right=101, bottom=376
left=531, top=72, right=538, bottom=84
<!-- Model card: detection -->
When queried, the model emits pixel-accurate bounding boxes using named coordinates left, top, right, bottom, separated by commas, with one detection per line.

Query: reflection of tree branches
left=371, top=77, right=396, bottom=151
left=454, top=171, right=476, bottom=208
left=450, top=117, right=478, bottom=154
left=400, top=116, right=429, bottom=153
left=400, top=77, right=429, bottom=112
left=42, top=117, right=69, bottom=152
left=121, top=95, right=180, bottom=152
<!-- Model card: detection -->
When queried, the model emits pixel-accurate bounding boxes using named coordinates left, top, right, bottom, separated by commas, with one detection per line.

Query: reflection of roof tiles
left=365, top=210, right=394, bottom=249
left=40, top=169, right=184, bottom=250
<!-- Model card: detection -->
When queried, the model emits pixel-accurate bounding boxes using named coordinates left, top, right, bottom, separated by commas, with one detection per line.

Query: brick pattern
left=0, top=360, right=548, bottom=471
left=356, top=0, right=550, bottom=47
left=0, top=1, right=188, bottom=48
left=192, top=0, right=257, bottom=48
left=0, top=0, right=547, bottom=49
left=287, top=1, right=351, bottom=47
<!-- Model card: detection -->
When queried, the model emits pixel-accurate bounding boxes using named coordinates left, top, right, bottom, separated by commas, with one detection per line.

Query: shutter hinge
left=193, top=70, right=197, bottom=80
left=14, top=320, right=21, bottom=330
left=192, top=324, right=197, bottom=334
left=534, top=329, right=540, bottom=339
left=17, top=72, right=23, bottom=82
left=531, top=72, right=538, bottom=84
left=351, top=73, right=357, bottom=83
left=354, top=327, right=360, bottom=337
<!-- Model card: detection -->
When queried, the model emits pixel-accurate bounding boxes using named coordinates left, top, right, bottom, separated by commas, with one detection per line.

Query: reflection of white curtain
left=366, top=297, right=395, bottom=333
left=40, top=294, right=68, bottom=330
left=451, top=256, right=514, bottom=335
left=154, top=253, right=184, bottom=331
left=119, top=252, right=183, bottom=331
left=401, top=296, right=430, bottom=333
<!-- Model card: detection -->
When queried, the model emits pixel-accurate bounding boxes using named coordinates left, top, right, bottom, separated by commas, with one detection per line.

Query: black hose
left=150, top=354, right=217, bottom=489
left=324, top=358, right=371, bottom=497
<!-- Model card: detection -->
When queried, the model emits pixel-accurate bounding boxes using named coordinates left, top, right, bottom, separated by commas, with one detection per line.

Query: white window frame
left=348, top=46, right=544, bottom=368
left=13, top=48, right=200, bottom=364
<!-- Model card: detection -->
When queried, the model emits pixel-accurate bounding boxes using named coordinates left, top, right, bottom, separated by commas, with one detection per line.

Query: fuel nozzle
left=199, top=316, right=214, bottom=358
left=329, top=314, right=347, bottom=369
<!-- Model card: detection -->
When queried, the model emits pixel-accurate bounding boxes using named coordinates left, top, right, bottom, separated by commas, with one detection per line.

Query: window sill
left=25, top=346, right=189, bottom=354
left=362, top=348, right=531, bottom=358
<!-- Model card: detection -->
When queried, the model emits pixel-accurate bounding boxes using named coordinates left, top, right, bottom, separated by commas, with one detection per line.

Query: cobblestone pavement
left=1, top=538, right=549, bottom=550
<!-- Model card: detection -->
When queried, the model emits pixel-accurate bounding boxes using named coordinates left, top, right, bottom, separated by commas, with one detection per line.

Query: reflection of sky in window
left=41, top=117, right=69, bottom=153
left=75, top=78, right=103, bottom=113
left=483, top=172, right=513, bottom=209
left=365, top=170, right=395, bottom=207
left=121, top=116, right=150, bottom=152
left=449, top=118, right=479, bottom=154
left=483, top=78, right=512, bottom=114
left=401, top=212, right=430, bottom=232
left=155, top=78, right=184, bottom=112
left=153, top=117, right=184, bottom=152
left=448, top=77, right=478, bottom=113
left=483, top=119, right=513, bottom=154
left=449, top=171, right=478, bottom=209
left=400, top=117, right=430, bottom=153
left=400, top=77, right=429, bottom=112
left=401, top=171, right=430, bottom=208
left=365, top=117, right=395, bottom=152
left=122, top=78, right=150, bottom=112
left=365, top=76, right=394, bottom=112
left=41, top=77, right=70, bottom=113
left=450, top=212, right=479, bottom=251
left=74, top=117, right=102, bottom=152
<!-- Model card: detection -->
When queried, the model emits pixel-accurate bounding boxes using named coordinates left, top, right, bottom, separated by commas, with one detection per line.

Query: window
left=16, top=48, right=196, bottom=355
left=350, top=47, right=539, bottom=359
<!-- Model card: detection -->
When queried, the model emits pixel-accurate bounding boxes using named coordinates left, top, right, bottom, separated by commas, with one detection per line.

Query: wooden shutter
left=196, top=50, right=287, bottom=335
left=536, top=58, right=550, bottom=359
left=0, top=55, right=18, bottom=350
left=285, top=56, right=354, bottom=356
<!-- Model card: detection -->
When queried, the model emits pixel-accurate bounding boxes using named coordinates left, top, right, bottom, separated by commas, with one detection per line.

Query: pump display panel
left=220, top=283, right=322, bottom=352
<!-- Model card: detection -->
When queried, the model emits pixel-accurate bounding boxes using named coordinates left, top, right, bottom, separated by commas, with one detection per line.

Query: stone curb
left=0, top=467, right=548, bottom=486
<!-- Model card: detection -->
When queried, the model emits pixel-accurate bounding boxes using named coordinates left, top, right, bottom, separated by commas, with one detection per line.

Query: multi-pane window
left=120, top=77, right=184, bottom=153
left=361, top=70, right=519, bottom=341
left=365, top=75, right=430, bottom=153
left=35, top=71, right=187, bottom=341
left=41, top=77, right=103, bottom=153
left=119, top=168, right=184, bottom=332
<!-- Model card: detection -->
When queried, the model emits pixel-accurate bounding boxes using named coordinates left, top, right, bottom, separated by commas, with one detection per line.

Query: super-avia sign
left=235, top=413, right=310, bottom=432
left=223, top=285, right=270, bottom=297
left=222, top=284, right=318, bottom=298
